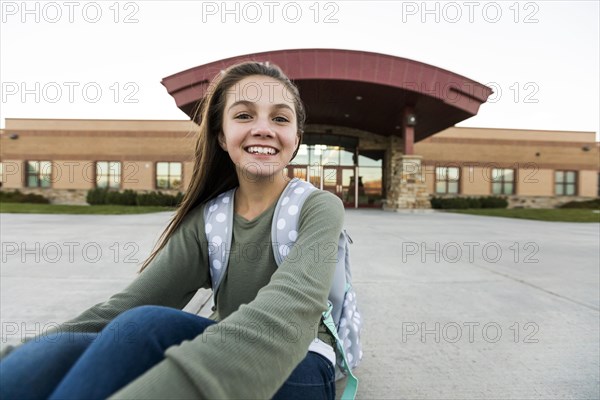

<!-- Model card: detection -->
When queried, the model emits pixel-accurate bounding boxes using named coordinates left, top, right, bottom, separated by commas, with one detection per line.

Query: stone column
left=384, top=154, right=431, bottom=211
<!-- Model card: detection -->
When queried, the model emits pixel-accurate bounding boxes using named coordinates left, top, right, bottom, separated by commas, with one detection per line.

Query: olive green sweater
left=16, top=189, right=344, bottom=399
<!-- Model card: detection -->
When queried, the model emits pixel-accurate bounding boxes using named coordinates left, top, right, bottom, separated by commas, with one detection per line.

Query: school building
left=0, top=49, right=598, bottom=209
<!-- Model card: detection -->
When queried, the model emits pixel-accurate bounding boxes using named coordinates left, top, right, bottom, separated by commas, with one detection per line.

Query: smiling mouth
left=244, top=146, right=279, bottom=155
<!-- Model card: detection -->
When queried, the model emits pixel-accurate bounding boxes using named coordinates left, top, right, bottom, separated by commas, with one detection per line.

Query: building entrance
left=285, top=144, right=383, bottom=208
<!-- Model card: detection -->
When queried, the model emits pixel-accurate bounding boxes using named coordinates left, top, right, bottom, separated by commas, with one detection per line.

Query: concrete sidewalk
left=1, top=210, right=599, bottom=399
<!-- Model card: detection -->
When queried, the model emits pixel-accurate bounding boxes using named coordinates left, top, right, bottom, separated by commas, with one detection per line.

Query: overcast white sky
left=1, top=0, right=598, bottom=139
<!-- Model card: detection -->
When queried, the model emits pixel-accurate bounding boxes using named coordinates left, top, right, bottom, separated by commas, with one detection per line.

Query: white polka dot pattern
left=288, top=230, right=297, bottom=241
left=335, top=284, right=363, bottom=373
left=280, top=244, right=292, bottom=258
left=271, top=178, right=316, bottom=268
left=204, top=190, right=237, bottom=293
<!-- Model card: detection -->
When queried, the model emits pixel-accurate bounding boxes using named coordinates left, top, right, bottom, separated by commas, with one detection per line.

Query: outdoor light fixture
left=9, top=133, right=19, bottom=140
left=355, top=96, right=362, bottom=101
left=406, top=113, right=417, bottom=126
left=582, top=145, right=590, bottom=152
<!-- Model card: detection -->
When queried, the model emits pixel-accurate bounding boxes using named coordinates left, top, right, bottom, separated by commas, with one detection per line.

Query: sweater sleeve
left=109, top=190, right=345, bottom=400
left=41, top=205, right=211, bottom=336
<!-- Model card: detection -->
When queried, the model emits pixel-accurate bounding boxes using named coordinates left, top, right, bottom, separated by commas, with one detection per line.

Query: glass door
left=341, top=167, right=356, bottom=207
left=321, top=166, right=356, bottom=206
left=285, top=165, right=307, bottom=181
left=323, top=166, right=337, bottom=194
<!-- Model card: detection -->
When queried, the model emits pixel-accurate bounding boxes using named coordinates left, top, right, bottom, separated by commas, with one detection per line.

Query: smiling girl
left=0, top=61, right=344, bottom=400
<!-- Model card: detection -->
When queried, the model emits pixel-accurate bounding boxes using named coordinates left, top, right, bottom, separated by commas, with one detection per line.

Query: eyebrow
left=227, top=100, right=294, bottom=114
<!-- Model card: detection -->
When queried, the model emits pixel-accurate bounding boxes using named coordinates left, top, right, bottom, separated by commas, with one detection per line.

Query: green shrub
left=120, top=189, right=138, bottom=206
left=480, top=196, right=509, bottom=209
left=430, top=196, right=508, bottom=209
left=450, top=197, right=470, bottom=209
left=87, top=188, right=181, bottom=207
left=105, top=190, right=121, bottom=205
left=467, top=197, right=482, bottom=208
left=136, top=192, right=161, bottom=206
left=136, top=191, right=182, bottom=207
left=559, top=198, right=600, bottom=209
left=86, top=188, right=109, bottom=205
left=0, top=190, right=50, bottom=204
left=429, top=196, right=442, bottom=209
left=430, top=196, right=469, bottom=209
left=103, top=189, right=137, bottom=206
left=22, top=193, right=50, bottom=204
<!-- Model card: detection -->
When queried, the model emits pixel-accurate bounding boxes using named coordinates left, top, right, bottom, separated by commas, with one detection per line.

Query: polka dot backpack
left=204, top=177, right=362, bottom=400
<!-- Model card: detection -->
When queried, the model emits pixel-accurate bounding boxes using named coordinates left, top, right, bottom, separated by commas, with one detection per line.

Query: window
left=555, top=171, right=577, bottom=196
left=96, top=161, right=121, bottom=189
left=25, top=161, right=52, bottom=188
left=435, top=166, right=460, bottom=194
left=156, top=162, right=182, bottom=190
left=290, top=145, right=355, bottom=167
left=491, top=168, right=515, bottom=195
left=292, top=144, right=309, bottom=165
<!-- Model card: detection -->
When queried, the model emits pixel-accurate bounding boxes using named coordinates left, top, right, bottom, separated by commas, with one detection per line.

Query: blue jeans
left=0, top=305, right=335, bottom=400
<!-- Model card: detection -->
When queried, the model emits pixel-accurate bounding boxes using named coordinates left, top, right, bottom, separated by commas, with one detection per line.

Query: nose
left=250, top=119, right=274, bottom=138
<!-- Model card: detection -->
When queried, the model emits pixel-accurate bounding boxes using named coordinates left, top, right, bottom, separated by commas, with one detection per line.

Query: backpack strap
left=271, top=177, right=317, bottom=264
left=272, top=178, right=347, bottom=324
left=323, top=302, right=359, bottom=400
left=204, top=188, right=237, bottom=300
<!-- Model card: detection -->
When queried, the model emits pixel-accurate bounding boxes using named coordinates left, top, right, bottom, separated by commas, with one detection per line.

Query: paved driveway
left=1, top=210, right=598, bottom=399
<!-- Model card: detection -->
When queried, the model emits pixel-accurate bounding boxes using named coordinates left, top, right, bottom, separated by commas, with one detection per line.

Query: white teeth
left=246, top=146, right=277, bottom=155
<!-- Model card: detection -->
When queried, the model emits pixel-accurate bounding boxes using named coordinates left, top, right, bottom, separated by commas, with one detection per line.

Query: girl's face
left=220, top=75, right=299, bottom=181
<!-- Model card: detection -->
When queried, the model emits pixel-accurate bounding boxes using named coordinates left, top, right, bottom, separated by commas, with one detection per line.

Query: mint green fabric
left=323, top=304, right=359, bottom=400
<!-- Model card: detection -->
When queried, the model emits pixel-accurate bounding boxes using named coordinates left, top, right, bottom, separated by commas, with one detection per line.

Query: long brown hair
left=139, top=61, right=306, bottom=272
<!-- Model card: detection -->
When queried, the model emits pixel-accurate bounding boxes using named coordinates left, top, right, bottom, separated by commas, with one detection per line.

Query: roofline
left=1, top=118, right=596, bottom=138
left=161, top=47, right=496, bottom=141
left=1, top=118, right=199, bottom=133
left=163, top=47, right=490, bottom=89
left=3, top=118, right=191, bottom=123
left=450, top=125, right=598, bottom=135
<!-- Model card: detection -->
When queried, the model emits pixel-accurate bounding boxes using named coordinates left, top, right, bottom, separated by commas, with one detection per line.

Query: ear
left=289, top=131, right=301, bottom=162
left=294, top=131, right=300, bottom=149
left=218, top=132, right=228, bottom=152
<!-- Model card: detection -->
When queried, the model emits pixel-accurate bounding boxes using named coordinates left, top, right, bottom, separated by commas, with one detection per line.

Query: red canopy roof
left=161, top=49, right=492, bottom=141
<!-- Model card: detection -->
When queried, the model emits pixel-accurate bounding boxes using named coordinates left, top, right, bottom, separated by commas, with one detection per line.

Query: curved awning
left=161, top=48, right=492, bottom=142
